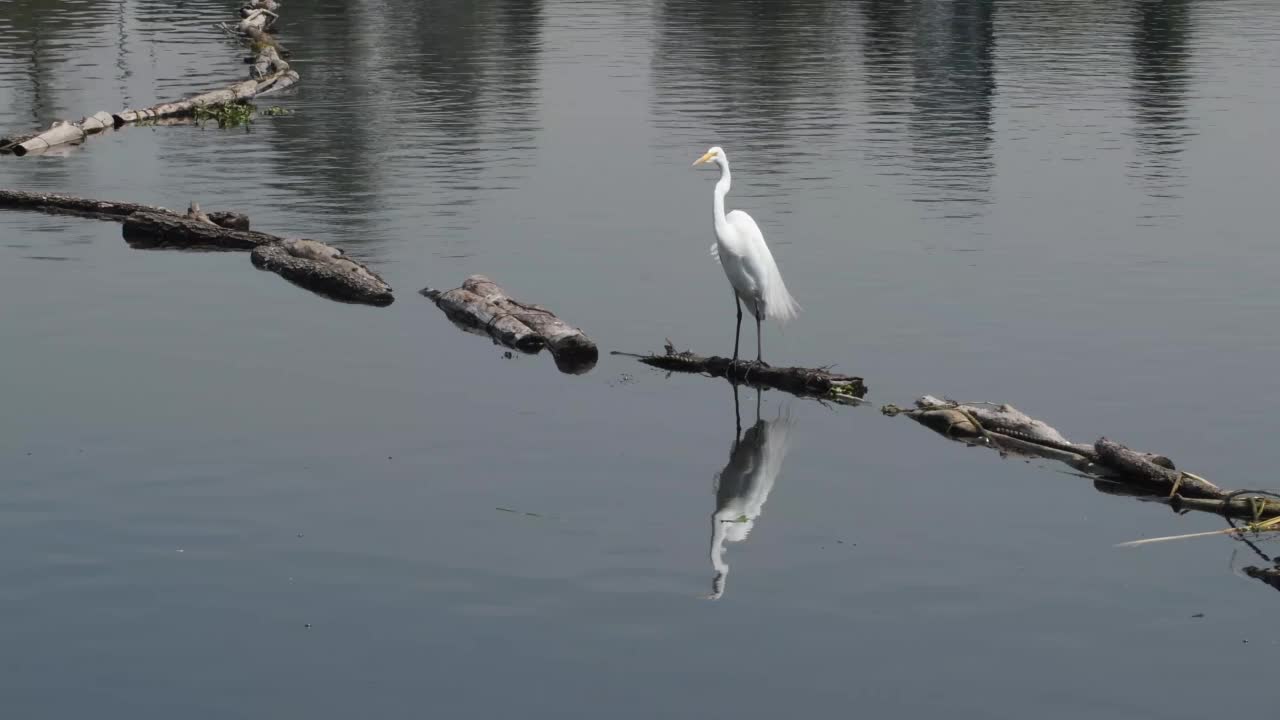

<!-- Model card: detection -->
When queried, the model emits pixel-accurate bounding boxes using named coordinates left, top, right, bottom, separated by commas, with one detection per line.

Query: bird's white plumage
left=696, top=147, right=800, bottom=328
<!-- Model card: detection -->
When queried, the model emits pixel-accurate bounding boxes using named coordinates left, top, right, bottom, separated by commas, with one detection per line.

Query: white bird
left=692, top=146, right=800, bottom=365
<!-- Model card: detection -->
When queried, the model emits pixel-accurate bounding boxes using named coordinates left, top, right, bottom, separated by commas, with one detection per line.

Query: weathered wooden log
left=239, top=7, right=277, bottom=33
left=421, top=275, right=598, bottom=373
left=113, top=80, right=260, bottom=125
left=0, top=190, right=251, bottom=230
left=617, top=342, right=866, bottom=403
left=0, top=189, right=168, bottom=218
left=1093, top=478, right=1280, bottom=523
left=423, top=286, right=546, bottom=354
left=1094, top=438, right=1224, bottom=500
left=251, top=46, right=282, bottom=80
left=888, top=396, right=1097, bottom=459
left=9, top=111, right=116, bottom=155
left=1165, top=494, right=1280, bottom=522
left=243, top=26, right=290, bottom=57
left=256, top=70, right=300, bottom=97
left=460, top=276, right=597, bottom=368
left=123, top=211, right=277, bottom=250
left=0, top=132, right=36, bottom=153
left=251, top=240, right=394, bottom=307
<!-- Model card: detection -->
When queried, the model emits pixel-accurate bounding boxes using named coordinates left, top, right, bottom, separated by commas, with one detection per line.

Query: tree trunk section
left=9, top=112, right=111, bottom=155
left=422, top=275, right=598, bottom=373
left=122, top=211, right=277, bottom=250
left=1094, top=438, right=1224, bottom=500
left=251, top=240, right=395, bottom=307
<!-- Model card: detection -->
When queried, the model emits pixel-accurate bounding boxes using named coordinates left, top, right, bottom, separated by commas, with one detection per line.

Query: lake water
left=3, top=0, right=1280, bottom=717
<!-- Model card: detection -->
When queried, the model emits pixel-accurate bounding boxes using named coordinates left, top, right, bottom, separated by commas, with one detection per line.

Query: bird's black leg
left=733, top=295, right=743, bottom=364
left=732, top=382, right=742, bottom=439
left=754, top=302, right=765, bottom=365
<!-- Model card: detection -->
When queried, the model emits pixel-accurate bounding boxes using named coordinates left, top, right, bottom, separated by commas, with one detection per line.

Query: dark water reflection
left=1129, top=0, right=1195, bottom=200
left=3, top=0, right=1280, bottom=717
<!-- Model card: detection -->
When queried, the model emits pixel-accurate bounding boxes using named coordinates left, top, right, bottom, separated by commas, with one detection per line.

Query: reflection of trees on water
left=264, top=0, right=543, bottom=250
left=650, top=0, right=853, bottom=188
left=0, top=0, right=119, bottom=185
left=1128, top=0, right=1194, bottom=200
left=857, top=0, right=996, bottom=218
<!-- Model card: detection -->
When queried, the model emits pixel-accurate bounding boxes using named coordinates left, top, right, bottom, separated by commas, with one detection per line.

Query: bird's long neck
left=713, top=160, right=731, bottom=233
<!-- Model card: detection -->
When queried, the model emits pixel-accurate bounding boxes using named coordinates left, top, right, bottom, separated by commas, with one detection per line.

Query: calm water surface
left=3, top=1, right=1280, bottom=717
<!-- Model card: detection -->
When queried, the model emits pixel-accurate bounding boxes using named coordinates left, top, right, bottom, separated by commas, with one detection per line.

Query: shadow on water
left=1128, top=0, right=1195, bottom=201
left=708, top=384, right=796, bottom=600
left=857, top=0, right=996, bottom=218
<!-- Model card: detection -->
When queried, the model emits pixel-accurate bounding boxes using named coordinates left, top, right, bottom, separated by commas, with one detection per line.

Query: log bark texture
left=0, top=189, right=250, bottom=230
left=123, top=211, right=277, bottom=250
left=892, top=396, right=1096, bottom=460
left=251, top=240, right=395, bottom=307
left=619, top=343, right=866, bottom=403
left=422, top=275, right=598, bottom=373
left=113, top=80, right=260, bottom=125
left=1094, top=438, right=1224, bottom=500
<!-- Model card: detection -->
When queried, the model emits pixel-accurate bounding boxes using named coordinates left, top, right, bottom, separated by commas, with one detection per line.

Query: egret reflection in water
left=708, top=386, right=796, bottom=600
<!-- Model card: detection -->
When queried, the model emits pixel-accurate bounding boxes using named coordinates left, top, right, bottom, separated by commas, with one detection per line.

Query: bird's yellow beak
left=692, top=151, right=716, bottom=167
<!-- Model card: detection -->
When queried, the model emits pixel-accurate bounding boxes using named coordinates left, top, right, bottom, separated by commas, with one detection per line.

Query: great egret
left=692, top=146, right=800, bottom=364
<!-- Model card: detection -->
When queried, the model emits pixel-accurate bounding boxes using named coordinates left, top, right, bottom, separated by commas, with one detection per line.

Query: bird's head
left=692, top=146, right=727, bottom=168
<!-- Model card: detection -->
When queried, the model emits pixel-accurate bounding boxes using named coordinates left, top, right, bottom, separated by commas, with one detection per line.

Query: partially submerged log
left=2, top=188, right=392, bottom=306
left=882, top=395, right=1280, bottom=525
left=9, top=112, right=114, bottom=156
left=616, top=342, right=867, bottom=404
left=421, top=275, right=598, bottom=373
left=251, top=240, right=394, bottom=307
left=123, top=211, right=277, bottom=250
left=114, top=80, right=261, bottom=125
left=1094, top=438, right=1223, bottom=500
left=0, top=189, right=249, bottom=230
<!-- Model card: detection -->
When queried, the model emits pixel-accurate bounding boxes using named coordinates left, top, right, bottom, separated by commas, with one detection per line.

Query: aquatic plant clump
left=193, top=101, right=257, bottom=128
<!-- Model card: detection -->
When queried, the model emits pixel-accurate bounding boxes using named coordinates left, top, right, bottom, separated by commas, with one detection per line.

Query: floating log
left=123, top=211, right=277, bottom=250
left=421, top=275, right=598, bottom=374
left=1, top=189, right=392, bottom=306
left=616, top=342, right=866, bottom=404
left=0, top=189, right=252, bottom=231
left=881, top=395, right=1280, bottom=528
left=113, top=80, right=261, bottom=125
left=256, top=69, right=300, bottom=97
left=9, top=112, right=114, bottom=156
left=1094, top=438, right=1223, bottom=500
left=251, top=240, right=394, bottom=307
left=0, top=132, right=36, bottom=152
left=0, top=189, right=170, bottom=219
